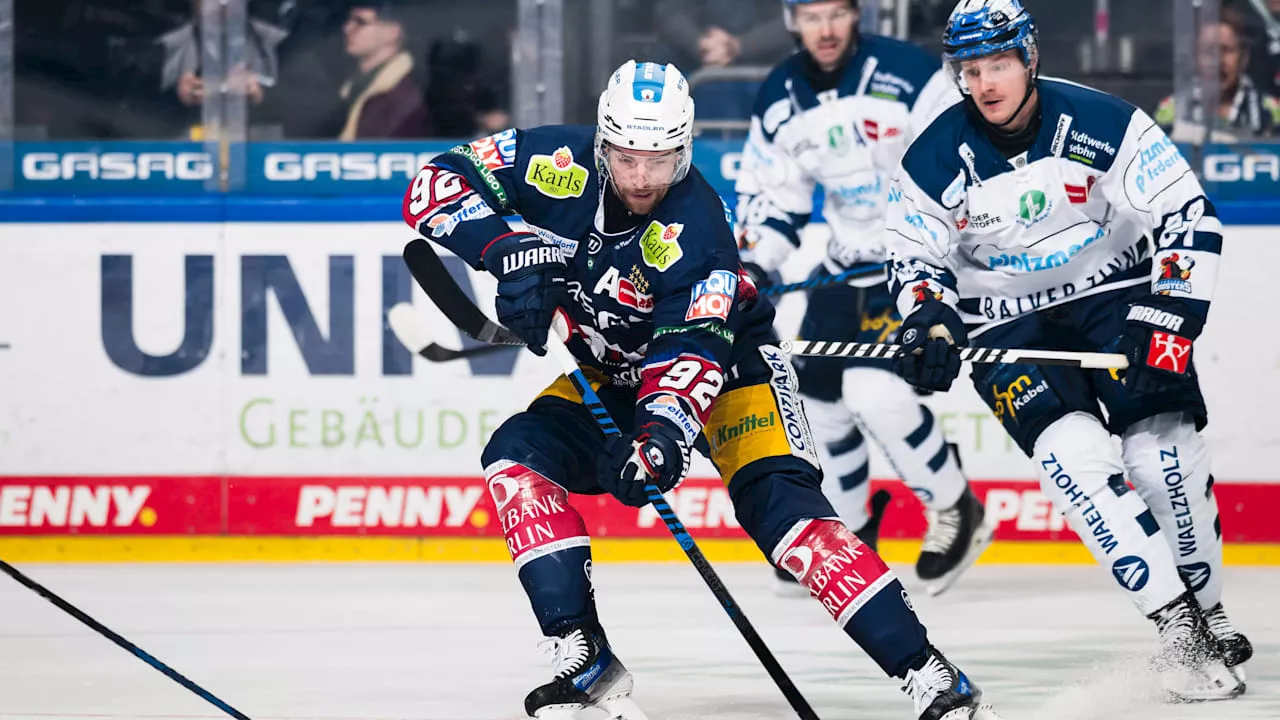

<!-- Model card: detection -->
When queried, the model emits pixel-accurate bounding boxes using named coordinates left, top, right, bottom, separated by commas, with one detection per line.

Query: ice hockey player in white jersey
left=885, top=0, right=1251, bottom=701
left=736, top=0, right=993, bottom=596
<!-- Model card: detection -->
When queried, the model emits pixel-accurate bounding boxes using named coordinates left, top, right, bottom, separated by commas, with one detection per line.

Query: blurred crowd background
left=8, top=0, right=1280, bottom=142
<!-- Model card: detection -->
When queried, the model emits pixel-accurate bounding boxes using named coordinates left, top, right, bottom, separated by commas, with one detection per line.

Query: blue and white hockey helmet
left=595, top=60, right=695, bottom=185
left=941, top=0, right=1039, bottom=93
left=781, top=0, right=858, bottom=33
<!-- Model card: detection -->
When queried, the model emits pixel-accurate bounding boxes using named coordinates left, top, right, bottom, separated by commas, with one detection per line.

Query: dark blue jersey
left=403, top=124, right=777, bottom=439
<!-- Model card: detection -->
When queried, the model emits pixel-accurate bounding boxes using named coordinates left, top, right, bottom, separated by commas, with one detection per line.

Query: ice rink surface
left=0, top=561, right=1276, bottom=720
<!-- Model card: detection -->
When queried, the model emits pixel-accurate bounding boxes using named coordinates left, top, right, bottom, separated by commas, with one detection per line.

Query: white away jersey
left=885, top=78, right=1224, bottom=336
left=735, top=35, right=958, bottom=281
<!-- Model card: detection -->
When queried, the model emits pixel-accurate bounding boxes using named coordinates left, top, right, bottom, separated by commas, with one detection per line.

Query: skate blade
left=1228, top=663, right=1247, bottom=683
left=531, top=703, right=589, bottom=719
left=597, top=694, right=650, bottom=720
left=937, top=704, right=1001, bottom=720
left=970, top=704, right=1006, bottom=720
left=1161, top=667, right=1246, bottom=703
left=925, top=519, right=995, bottom=597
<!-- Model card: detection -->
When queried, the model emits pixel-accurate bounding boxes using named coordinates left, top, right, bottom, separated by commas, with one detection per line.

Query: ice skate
left=1204, top=602, right=1253, bottom=682
left=901, top=646, right=1004, bottom=720
left=524, top=624, right=649, bottom=719
left=1149, top=592, right=1245, bottom=702
left=917, top=486, right=993, bottom=596
left=773, top=490, right=890, bottom=596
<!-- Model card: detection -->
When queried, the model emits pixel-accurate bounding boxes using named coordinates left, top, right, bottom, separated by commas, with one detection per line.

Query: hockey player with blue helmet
left=887, top=0, right=1251, bottom=701
left=405, top=59, right=1007, bottom=720
left=738, top=0, right=995, bottom=599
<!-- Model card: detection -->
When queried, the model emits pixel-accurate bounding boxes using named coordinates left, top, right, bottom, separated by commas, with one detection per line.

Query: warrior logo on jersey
left=525, top=146, right=588, bottom=199
left=1017, top=189, right=1053, bottom=227
left=1155, top=253, right=1195, bottom=295
left=640, top=221, right=685, bottom=271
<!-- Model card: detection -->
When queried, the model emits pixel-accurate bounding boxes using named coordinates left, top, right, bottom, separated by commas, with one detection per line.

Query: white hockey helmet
left=595, top=60, right=696, bottom=185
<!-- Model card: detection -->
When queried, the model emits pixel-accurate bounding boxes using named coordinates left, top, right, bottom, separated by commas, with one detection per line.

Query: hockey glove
left=894, top=300, right=968, bottom=392
left=482, top=233, right=569, bottom=356
left=1113, top=296, right=1204, bottom=395
left=599, top=422, right=692, bottom=508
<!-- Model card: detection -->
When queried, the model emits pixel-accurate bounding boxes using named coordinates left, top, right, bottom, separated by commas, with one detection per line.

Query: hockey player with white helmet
left=886, top=0, right=1251, bottom=701
left=736, top=0, right=993, bottom=596
left=404, top=59, right=1007, bottom=720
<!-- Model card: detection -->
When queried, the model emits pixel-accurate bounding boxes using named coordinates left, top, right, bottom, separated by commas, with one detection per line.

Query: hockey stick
left=401, top=239, right=820, bottom=719
left=388, top=302, right=513, bottom=362
left=544, top=313, right=819, bottom=720
left=0, top=560, right=253, bottom=720
left=403, top=240, right=525, bottom=347
left=780, top=339, right=1129, bottom=369
left=760, top=264, right=885, bottom=297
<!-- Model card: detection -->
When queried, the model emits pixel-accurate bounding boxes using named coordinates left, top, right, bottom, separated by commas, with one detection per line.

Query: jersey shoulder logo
left=525, top=146, right=588, bottom=199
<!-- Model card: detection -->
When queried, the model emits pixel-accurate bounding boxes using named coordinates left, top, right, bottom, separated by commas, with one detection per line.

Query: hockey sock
left=819, top=425, right=872, bottom=531
left=771, top=518, right=929, bottom=678
left=1032, top=412, right=1185, bottom=615
left=1123, top=412, right=1224, bottom=610
left=843, top=367, right=965, bottom=510
left=485, top=460, right=597, bottom=635
left=804, top=396, right=872, bottom=531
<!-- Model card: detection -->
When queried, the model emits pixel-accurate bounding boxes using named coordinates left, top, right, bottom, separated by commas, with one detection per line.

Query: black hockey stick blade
left=387, top=302, right=513, bottom=362
left=0, top=560, right=253, bottom=720
left=402, top=239, right=523, bottom=346
left=420, top=342, right=511, bottom=362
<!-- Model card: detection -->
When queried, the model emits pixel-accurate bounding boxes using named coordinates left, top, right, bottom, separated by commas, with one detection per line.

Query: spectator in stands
left=652, top=0, right=792, bottom=71
left=156, top=0, right=288, bottom=139
left=646, top=0, right=791, bottom=124
left=1231, top=0, right=1280, bottom=96
left=425, top=28, right=512, bottom=139
left=335, top=0, right=429, bottom=139
left=1155, top=5, right=1280, bottom=140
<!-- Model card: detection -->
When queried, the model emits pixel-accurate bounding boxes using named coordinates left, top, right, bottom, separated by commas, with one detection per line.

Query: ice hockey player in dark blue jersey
left=403, top=60, right=1006, bottom=720
left=886, top=0, right=1250, bottom=703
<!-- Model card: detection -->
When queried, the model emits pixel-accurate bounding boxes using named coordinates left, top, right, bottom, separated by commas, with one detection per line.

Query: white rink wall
left=0, top=223, right=1274, bottom=483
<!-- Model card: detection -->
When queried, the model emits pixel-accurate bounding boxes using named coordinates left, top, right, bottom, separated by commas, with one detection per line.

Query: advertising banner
left=9, top=140, right=1278, bottom=204
left=2, top=223, right=1277, bottom=482
left=4, top=477, right=1278, bottom=548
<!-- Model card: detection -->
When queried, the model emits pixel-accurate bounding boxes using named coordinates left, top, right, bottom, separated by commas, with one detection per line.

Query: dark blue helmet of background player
left=941, top=0, right=1039, bottom=94
left=781, top=0, right=859, bottom=33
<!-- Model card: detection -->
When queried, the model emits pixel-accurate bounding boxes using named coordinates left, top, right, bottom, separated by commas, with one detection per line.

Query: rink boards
left=2, top=476, right=1280, bottom=565
left=1, top=220, right=1280, bottom=563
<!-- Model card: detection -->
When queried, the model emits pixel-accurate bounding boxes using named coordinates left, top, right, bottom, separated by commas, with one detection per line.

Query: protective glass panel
left=1173, top=0, right=1280, bottom=199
